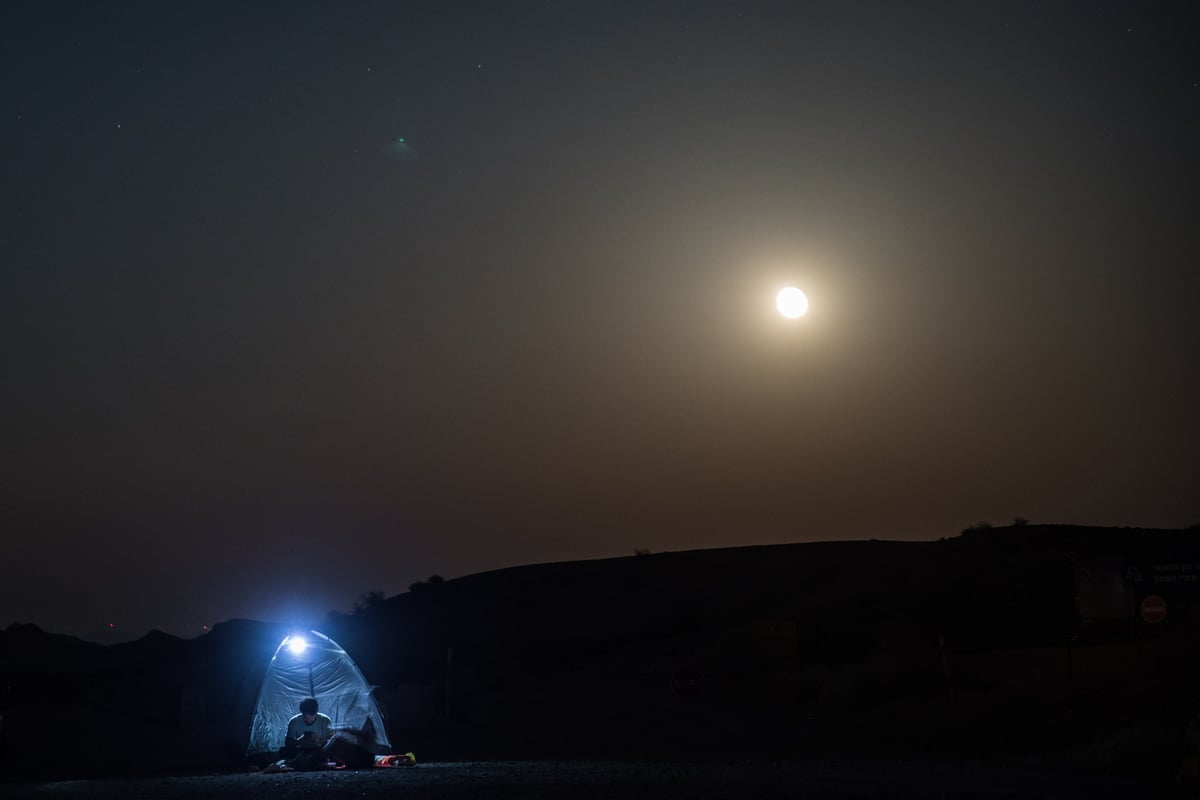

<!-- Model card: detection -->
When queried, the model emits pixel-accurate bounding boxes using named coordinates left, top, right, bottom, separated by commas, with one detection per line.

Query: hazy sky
left=3, top=1, right=1198, bottom=641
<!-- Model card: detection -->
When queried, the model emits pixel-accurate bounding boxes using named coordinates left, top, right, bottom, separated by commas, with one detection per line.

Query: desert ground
left=1, top=760, right=1148, bottom=800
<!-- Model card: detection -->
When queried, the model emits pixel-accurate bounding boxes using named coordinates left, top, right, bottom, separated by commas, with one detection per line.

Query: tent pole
left=308, top=663, right=314, bottom=699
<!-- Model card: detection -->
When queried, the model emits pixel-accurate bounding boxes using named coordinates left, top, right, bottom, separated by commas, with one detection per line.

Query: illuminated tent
left=246, top=629, right=391, bottom=755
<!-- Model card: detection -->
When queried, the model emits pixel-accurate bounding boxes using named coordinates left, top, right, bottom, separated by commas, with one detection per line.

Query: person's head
left=299, top=697, right=318, bottom=723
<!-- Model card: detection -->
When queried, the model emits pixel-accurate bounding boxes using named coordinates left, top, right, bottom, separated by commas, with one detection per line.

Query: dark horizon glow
left=2, top=2, right=1198, bottom=643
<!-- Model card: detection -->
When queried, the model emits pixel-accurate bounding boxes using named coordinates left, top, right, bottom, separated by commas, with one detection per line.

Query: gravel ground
left=0, top=760, right=1152, bottom=800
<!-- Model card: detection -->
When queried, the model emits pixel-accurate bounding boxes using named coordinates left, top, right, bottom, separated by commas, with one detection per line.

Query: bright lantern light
left=287, top=636, right=308, bottom=655
left=776, top=286, right=809, bottom=318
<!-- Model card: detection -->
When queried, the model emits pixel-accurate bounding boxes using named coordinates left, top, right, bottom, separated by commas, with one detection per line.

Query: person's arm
left=285, top=718, right=311, bottom=747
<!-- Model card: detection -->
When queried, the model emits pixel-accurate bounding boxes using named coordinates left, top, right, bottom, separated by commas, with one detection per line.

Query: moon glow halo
left=776, top=287, right=809, bottom=318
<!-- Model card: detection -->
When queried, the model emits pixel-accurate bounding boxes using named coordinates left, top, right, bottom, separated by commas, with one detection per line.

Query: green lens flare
left=381, top=136, right=417, bottom=161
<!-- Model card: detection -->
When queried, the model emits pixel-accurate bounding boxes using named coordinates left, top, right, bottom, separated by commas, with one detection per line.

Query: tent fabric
left=247, top=630, right=391, bottom=755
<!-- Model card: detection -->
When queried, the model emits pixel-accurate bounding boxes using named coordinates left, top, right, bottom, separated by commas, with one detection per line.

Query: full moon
left=776, top=286, right=809, bottom=318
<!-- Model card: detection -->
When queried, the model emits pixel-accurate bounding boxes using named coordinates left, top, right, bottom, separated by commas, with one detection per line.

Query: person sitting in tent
left=279, top=697, right=333, bottom=768
left=266, top=696, right=382, bottom=772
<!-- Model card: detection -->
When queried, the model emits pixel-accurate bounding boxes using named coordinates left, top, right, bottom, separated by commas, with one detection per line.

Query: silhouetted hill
left=0, top=622, right=109, bottom=673
left=4, top=525, right=1199, bottom=782
left=106, top=629, right=187, bottom=666
left=322, top=524, right=1200, bottom=771
left=331, top=525, right=1198, bottom=684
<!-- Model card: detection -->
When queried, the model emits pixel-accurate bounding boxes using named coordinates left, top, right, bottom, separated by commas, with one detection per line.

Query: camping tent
left=246, top=629, right=391, bottom=755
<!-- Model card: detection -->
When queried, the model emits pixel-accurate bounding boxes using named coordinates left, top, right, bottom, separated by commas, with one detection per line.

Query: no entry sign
left=1141, top=594, right=1168, bottom=624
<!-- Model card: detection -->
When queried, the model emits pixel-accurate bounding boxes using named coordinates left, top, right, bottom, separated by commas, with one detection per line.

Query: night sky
left=3, top=2, right=1198, bottom=642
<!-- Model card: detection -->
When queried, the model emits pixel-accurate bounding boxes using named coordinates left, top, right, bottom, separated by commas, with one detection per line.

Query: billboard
left=1075, top=556, right=1200, bottom=629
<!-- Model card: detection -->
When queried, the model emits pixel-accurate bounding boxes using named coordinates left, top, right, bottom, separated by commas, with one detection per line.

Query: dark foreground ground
left=0, top=760, right=1156, bottom=800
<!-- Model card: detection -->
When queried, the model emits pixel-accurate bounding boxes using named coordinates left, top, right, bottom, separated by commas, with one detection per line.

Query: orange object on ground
left=374, top=752, right=416, bottom=767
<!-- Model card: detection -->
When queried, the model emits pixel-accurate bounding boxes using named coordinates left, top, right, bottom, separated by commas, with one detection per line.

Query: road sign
left=1141, top=595, right=1168, bottom=624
